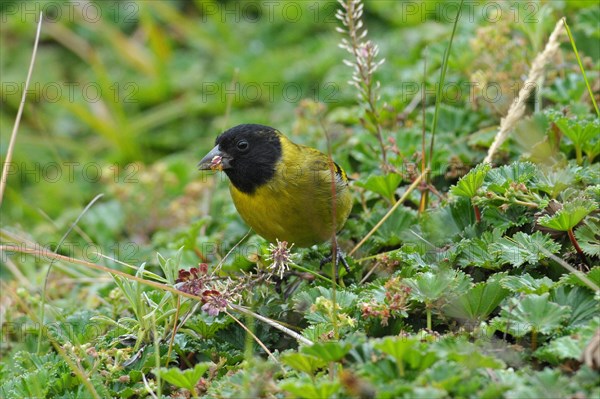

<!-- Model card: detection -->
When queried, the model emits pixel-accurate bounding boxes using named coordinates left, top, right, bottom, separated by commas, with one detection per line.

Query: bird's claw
left=320, top=249, right=351, bottom=275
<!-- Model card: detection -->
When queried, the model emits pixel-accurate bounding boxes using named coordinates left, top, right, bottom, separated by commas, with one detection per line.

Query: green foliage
left=356, top=173, right=403, bottom=203
left=490, top=231, right=561, bottom=268
left=157, top=362, right=212, bottom=394
left=443, top=276, right=509, bottom=323
left=405, top=269, right=471, bottom=304
left=574, top=218, right=600, bottom=256
left=501, top=273, right=555, bottom=294
left=538, top=197, right=598, bottom=231
left=2, top=1, right=599, bottom=397
left=279, top=376, right=341, bottom=399
left=450, top=163, right=490, bottom=198
left=280, top=352, right=326, bottom=375
left=495, top=293, right=571, bottom=337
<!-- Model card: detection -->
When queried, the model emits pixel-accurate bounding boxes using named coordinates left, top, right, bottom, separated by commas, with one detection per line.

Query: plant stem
left=473, top=203, right=481, bottom=223
left=531, top=329, right=538, bottom=351
left=575, top=145, right=583, bottom=166
left=567, top=228, right=588, bottom=265
left=290, top=263, right=333, bottom=284
left=563, top=18, right=600, bottom=117
left=426, top=307, right=432, bottom=331
left=397, top=358, right=405, bottom=377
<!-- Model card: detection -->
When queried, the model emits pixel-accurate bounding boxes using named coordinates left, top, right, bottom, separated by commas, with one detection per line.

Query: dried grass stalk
left=484, top=19, right=565, bottom=164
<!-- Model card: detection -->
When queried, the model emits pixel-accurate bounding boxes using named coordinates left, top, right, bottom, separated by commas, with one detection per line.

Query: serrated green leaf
left=280, top=377, right=340, bottom=399
left=562, top=266, right=600, bottom=290
left=450, top=163, right=490, bottom=198
left=443, top=280, right=509, bottom=322
left=485, top=162, right=538, bottom=192
left=405, top=269, right=471, bottom=303
left=534, top=335, right=582, bottom=364
left=481, top=205, right=530, bottom=234
left=550, top=286, right=598, bottom=327
left=490, top=231, right=561, bottom=267
left=447, top=350, right=505, bottom=370
left=497, top=293, right=571, bottom=336
left=375, top=336, right=418, bottom=362
left=157, top=362, right=211, bottom=391
left=355, top=173, right=402, bottom=201
left=372, top=206, right=418, bottom=247
left=457, top=230, right=504, bottom=270
left=555, top=117, right=599, bottom=147
left=500, top=273, right=555, bottom=294
left=185, top=314, right=234, bottom=339
left=280, top=352, right=326, bottom=375
left=535, top=165, right=579, bottom=198
left=574, top=218, right=600, bottom=257
left=538, top=198, right=598, bottom=231
left=301, top=341, right=352, bottom=362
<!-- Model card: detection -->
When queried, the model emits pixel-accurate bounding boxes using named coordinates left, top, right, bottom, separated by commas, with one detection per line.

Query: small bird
left=198, top=124, right=352, bottom=271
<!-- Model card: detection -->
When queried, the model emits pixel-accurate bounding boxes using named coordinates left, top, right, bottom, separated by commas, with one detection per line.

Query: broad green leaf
left=457, top=230, right=503, bottom=270
left=490, top=231, right=561, bottom=267
left=537, top=198, right=598, bottom=231
left=574, top=218, right=600, bottom=257
left=416, top=197, right=476, bottom=246
left=355, top=173, right=402, bottom=201
left=534, top=320, right=598, bottom=365
left=562, top=266, right=600, bottom=291
left=535, top=165, right=579, bottom=199
left=185, top=314, right=234, bottom=339
left=405, top=269, right=471, bottom=303
left=550, top=286, right=598, bottom=327
left=375, top=336, right=418, bottom=363
left=280, top=352, right=326, bottom=375
left=447, top=350, right=505, bottom=370
left=157, top=362, right=211, bottom=391
left=443, top=279, right=509, bottom=322
left=280, top=377, right=340, bottom=399
left=501, top=273, right=555, bottom=294
left=485, top=162, right=538, bottom=192
left=450, top=163, right=490, bottom=198
left=301, top=341, right=352, bottom=362
left=372, top=206, right=418, bottom=247
left=481, top=205, right=530, bottom=234
left=497, top=293, right=571, bottom=336
left=534, top=335, right=582, bottom=364
left=554, top=117, right=599, bottom=148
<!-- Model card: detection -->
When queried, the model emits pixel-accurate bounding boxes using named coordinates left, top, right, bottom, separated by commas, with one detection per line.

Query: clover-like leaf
left=450, top=163, right=490, bottom=198
left=497, top=293, right=571, bottom=336
left=537, top=198, right=598, bottom=231
left=490, top=231, right=561, bottom=267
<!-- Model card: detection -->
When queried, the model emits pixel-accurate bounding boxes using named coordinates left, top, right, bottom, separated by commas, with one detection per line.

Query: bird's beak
left=198, top=145, right=232, bottom=171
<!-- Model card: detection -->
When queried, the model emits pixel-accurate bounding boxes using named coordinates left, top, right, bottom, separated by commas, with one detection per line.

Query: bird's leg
left=320, top=236, right=351, bottom=275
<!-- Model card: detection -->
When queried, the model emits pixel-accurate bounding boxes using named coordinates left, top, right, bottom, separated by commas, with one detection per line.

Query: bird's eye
left=237, top=140, right=249, bottom=152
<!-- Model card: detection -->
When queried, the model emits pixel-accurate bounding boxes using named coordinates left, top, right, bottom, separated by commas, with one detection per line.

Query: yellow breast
left=229, top=139, right=352, bottom=247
